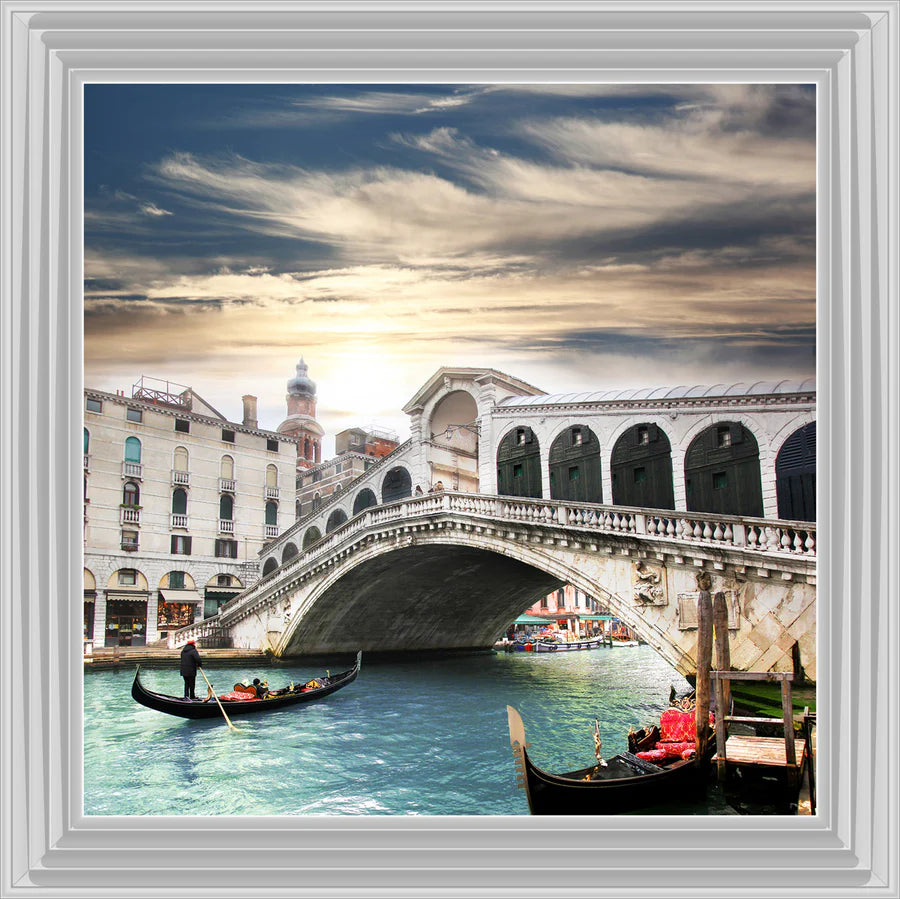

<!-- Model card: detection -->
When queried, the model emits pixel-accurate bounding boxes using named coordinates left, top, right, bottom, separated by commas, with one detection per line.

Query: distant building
left=277, top=358, right=325, bottom=471
left=83, top=376, right=297, bottom=647
left=296, top=425, right=400, bottom=523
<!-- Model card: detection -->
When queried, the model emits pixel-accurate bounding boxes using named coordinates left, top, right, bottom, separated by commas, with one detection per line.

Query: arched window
left=83, top=428, right=90, bottom=454
left=296, top=500, right=302, bottom=519
left=548, top=425, right=602, bottom=503
left=353, top=488, right=378, bottom=515
left=220, top=455, right=234, bottom=479
left=265, top=501, right=278, bottom=526
left=303, top=526, right=322, bottom=549
left=304, top=438, right=311, bottom=460
left=124, top=436, right=141, bottom=463
left=381, top=467, right=412, bottom=504
left=282, top=543, right=299, bottom=564
left=172, top=488, right=187, bottom=515
left=123, top=481, right=140, bottom=506
left=262, top=558, right=278, bottom=577
left=266, top=464, right=278, bottom=487
left=496, top=427, right=541, bottom=498
left=333, top=483, right=342, bottom=494
left=173, top=446, right=189, bottom=471
left=326, top=508, right=348, bottom=533
left=313, top=492, right=322, bottom=511
left=684, top=422, right=763, bottom=517
left=775, top=422, right=816, bottom=521
left=610, top=423, right=675, bottom=510
left=219, top=494, right=234, bottom=520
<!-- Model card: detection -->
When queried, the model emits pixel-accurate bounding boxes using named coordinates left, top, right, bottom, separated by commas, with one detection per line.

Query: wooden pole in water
left=695, top=590, right=713, bottom=763
left=713, top=591, right=732, bottom=713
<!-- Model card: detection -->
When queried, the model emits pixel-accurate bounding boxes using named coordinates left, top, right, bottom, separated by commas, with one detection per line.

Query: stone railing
left=195, top=492, right=815, bottom=636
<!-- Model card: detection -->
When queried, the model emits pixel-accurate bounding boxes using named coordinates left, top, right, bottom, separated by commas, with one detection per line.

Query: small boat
left=609, top=639, right=639, bottom=647
left=507, top=697, right=716, bottom=814
left=132, top=652, right=361, bottom=720
left=531, top=637, right=606, bottom=653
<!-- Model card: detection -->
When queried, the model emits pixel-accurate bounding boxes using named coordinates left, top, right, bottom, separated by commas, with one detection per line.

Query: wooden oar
left=198, top=668, right=239, bottom=731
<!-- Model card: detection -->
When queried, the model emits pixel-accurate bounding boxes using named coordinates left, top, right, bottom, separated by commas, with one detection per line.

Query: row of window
left=85, top=398, right=280, bottom=451
left=117, top=483, right=280, bottom=524
left=119, top=533, right=242, bottom=557
left=112, top=568, right=239, bottom=587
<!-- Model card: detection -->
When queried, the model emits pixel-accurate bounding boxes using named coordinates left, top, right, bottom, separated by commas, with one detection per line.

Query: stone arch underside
left=279, top=544, right=564, bottom=656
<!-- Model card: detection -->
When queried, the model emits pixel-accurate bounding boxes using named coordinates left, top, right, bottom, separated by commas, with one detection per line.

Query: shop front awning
left=514, top=615, right=556, bottom=625
left=579, top=615, right=614, bottom=621
left=158, top=589, right=203, bottom=605
left=204, top=586, right=241, bottom=594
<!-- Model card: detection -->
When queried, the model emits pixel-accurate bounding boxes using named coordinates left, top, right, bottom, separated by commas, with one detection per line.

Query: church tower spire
left=277, top=357, right=325, bottom=470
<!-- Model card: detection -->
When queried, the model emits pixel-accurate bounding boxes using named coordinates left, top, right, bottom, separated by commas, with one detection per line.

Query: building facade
left=83, top=378, right=298, bottom=647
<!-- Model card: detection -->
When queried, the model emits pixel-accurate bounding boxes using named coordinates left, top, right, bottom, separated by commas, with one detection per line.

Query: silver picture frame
left=1, top=2, right=896, bottom=895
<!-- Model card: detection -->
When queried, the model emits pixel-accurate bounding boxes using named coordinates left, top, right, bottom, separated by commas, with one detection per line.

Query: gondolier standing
left=180, top=639, right=202, bottom=701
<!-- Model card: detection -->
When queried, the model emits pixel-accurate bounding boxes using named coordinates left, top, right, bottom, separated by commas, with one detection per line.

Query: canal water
left=84, top=646, right=741, bottom=817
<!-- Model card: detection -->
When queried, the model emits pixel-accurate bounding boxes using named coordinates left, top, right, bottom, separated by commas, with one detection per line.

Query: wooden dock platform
left=718, top=735, right=807, bottom=768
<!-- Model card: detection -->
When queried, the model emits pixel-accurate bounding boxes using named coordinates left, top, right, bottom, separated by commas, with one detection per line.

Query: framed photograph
left=2, top=2, right=896, bottom=896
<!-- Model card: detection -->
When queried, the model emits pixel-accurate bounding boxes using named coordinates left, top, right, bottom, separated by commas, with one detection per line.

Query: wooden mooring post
left=713, top=591, right=732, bottom=779
left=695, top=590, right=713, bottom=762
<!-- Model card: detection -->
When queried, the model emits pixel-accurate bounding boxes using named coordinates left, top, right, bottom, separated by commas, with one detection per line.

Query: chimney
left=242, top=395, right=258, bottom=428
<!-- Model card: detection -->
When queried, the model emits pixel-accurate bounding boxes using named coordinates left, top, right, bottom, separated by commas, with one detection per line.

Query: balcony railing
left=120, top=507, right=141, bottom=525
left=219, top=478, right=236, bottom=493
left=172, top=470, right=190, bottom=486
left=121, top=538, right=139, bottom=552
left=265, top=485, right=280, bottom=500
left=171, top=514, right=189, bottom=529
left=265, top=524, right=279, bottom=538
left=84, top=454, right=90, bottom=471
left=122, top=461, right=143, bottom=479
left=219, top=519, right=235, bottom=534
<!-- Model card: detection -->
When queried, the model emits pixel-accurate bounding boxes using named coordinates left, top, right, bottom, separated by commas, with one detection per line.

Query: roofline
left=84, top=387, right=300, bottom=443
left=402, top=366, right=545, bottom=413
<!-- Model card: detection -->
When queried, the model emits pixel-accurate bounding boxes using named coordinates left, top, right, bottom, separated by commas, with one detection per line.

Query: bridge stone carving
left=177, top=492, right=816, bottom=681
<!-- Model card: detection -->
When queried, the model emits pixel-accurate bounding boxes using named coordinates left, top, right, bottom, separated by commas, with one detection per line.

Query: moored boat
left=132, top=652, right=361, bottom=720
left=507, top=697, right=716, bottom=814
left=532, top=637, right=606, bottom=652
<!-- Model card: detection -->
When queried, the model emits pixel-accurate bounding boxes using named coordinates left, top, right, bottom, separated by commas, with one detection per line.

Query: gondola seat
left=634, top=708, right=711, bottom=762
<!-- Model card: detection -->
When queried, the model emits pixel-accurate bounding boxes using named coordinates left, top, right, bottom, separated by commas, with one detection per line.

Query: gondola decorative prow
left=507, top=706, right=531, bottom=793
left=592, top=718, right=608, bottom=767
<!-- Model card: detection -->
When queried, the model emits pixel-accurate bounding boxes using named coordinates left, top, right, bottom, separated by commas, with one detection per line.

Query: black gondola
left=132, top=652, right=361, bottom=720
left=507, top=699, right=716, bottom=815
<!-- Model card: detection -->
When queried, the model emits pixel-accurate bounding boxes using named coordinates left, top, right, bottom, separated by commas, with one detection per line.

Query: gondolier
left=180, top=639, right=202, bottom=701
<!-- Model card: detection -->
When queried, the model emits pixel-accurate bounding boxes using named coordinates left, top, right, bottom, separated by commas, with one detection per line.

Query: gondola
left=507, top=696, right=716, bottom=814
left=132, top=651, right=361, bottom=720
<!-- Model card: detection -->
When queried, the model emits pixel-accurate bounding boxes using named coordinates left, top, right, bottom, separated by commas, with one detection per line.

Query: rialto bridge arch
left=197, top=493, right=816, bottom=681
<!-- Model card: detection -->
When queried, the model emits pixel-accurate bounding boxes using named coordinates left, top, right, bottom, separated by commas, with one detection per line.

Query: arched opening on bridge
left=262, top=557, right=278, bottom=577
left=382, top=467, right=412, bottom=504
left=326, top=508, right=348, bottom=533
left=428, top=390, right=479, bottom=492
left=497, top=426, right=542, bottom=498
left=776, top=421, right=816, bottom=521
left=684, top=422, right=763, bottom=517
left=610, top=424, right=675, bottom=510
left=303, top=526, right=322, bottom=549
left=353, top=488, right=378, bottom=515
left=548, top=425, right=602, bottom=503
left=282, top=542, right=298, bottom=565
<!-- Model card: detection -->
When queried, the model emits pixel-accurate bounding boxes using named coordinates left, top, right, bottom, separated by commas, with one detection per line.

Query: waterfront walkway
left=85, top=644, right=268, bottom=671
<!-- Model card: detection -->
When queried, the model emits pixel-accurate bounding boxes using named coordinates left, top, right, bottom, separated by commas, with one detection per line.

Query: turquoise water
left=84, top=647, right=697, bottom=816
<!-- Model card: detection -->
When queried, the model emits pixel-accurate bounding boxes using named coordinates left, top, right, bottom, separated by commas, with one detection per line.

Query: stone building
left=83, top=377, right=298, bottom=647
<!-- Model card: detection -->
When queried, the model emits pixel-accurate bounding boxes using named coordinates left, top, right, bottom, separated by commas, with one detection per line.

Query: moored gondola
left=531, top=637, right=606, bottom=652
left=132, top=652, right=361, bottom=720
left=507, top=697, right=716, bottom=814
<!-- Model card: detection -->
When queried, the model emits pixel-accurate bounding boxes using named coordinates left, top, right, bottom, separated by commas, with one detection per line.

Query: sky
left=84, top=83, right=816, bottom=453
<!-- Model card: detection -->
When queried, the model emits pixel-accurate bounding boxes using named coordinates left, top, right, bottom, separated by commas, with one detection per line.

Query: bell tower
left=277, top=357, right=325, bottom=470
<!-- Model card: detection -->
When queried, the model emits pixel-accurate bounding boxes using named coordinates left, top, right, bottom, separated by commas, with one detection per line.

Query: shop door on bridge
left=610, top=424, right=675, bottom=510
left=684, top=422, right=763, bottom=517
left=549, top=425, right=602, bottom=502
left=497, top=426, right=542, bottom=498
left=776, top=421, right=816, bottom=521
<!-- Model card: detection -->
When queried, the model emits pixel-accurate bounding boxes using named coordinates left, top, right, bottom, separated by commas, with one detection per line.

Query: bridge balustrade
left=173, top=493, right=814, bottom=642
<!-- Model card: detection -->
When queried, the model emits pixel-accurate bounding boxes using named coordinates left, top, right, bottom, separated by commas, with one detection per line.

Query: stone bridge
left=177, top=491, right=817, bottom=681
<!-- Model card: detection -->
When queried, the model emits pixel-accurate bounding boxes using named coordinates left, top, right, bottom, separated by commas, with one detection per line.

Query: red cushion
left=635, top=749, right=668, bottom=762
left=657, top=741, right=696, bottom=758
left=219, top=690, right=257, bottom=701
left=658, top=707, right=715, bottom=742
left=681, top=748, right=697, bottom=760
